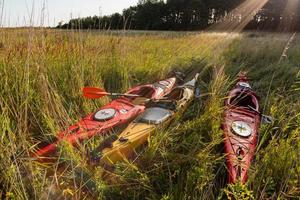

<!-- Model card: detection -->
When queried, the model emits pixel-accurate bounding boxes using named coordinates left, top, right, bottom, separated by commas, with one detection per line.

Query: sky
left=0, top=0, right=139, bottom=27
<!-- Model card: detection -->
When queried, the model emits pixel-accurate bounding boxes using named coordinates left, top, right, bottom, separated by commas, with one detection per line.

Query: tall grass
left=0, top=29, right=299, bottom=199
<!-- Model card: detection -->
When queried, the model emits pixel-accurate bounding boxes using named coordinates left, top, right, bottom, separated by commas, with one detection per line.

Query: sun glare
left=208, top=0, right=269, bottom=32
left=278, top=0, right=300, bottom=31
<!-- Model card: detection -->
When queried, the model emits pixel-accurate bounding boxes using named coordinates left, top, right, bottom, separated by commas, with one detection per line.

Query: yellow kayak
left=99, top=74, right=199, bottom=166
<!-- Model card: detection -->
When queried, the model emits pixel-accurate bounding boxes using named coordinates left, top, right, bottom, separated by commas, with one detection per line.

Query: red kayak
left=222, top=72, right=261, bottom=184
left=33, top=77, right=177, bottom=159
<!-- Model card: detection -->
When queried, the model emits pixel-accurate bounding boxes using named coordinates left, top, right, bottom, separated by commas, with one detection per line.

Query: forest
left=57, top=0, right=300, bottom=31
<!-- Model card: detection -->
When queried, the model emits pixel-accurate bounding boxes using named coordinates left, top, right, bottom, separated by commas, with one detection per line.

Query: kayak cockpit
left=127, top=86, right=157, bottom=99
left=119, top=86, right=157, bottom=105
left=229, top=91, right=259, bottom=111
left=166, top=88, right=184, bottom=101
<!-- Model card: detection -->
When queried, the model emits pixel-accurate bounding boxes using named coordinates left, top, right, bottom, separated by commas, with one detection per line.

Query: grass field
left=0, top=29, right=299, bottom=200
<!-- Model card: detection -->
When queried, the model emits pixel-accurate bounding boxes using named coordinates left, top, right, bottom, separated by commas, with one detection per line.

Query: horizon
left=0, top=0, right=138, bottom=27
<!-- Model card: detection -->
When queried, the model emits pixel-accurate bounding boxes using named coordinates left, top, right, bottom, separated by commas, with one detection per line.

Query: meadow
left=0, top=29, right=299, bottom=199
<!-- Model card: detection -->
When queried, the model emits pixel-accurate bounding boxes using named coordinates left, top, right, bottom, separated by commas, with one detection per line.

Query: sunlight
left=278, top=0, right=300, bottom=32
left=208, top=0, right=269, bottom=32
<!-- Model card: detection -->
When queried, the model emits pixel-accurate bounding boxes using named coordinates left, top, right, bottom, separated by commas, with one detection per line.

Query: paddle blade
left=82, top=87, right=108, bottom=99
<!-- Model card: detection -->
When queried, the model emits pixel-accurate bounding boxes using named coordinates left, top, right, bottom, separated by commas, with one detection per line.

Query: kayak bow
left=98, top=74, right=199, bottom=166
left=222, top=72, right=261, bottom=184
left=33, top=77, right=177, bottom=160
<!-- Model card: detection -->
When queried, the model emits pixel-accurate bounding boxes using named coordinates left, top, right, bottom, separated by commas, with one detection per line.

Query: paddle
left=82, top=87, right=173, bottom=105
left=82, top=87, right=141, bottom=99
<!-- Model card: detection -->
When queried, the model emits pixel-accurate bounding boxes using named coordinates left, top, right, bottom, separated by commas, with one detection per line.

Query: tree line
left=57, top=0, right=300, bottom=31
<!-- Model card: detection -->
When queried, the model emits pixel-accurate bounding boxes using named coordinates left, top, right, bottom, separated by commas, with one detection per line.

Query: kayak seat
left=229, top=92, right=258, bottom=110
left=166, top=88, right=184, bottom=101
left=146, top=87, right=185, bottom=110
left=135, top=107, right=172, bottom=125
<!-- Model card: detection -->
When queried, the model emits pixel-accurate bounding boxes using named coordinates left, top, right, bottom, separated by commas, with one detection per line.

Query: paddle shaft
left=96, top=91, right=140, bottom=98
left=83, top=87, right=141, bottom=98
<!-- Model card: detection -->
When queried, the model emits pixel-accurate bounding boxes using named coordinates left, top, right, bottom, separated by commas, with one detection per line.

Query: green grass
left=0, top=29, right=299, bottom=199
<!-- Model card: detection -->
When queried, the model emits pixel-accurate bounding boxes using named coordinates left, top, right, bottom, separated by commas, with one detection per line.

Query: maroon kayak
left=33, top=77, right=177, bottom=160
left=222, top=72, right=261, bottom=184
